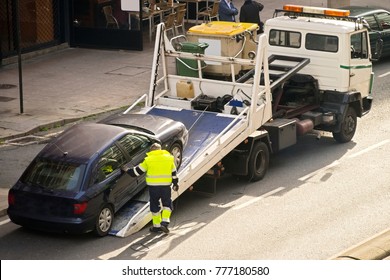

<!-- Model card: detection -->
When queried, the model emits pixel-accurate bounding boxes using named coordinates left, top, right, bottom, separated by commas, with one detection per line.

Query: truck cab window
left=350, top=32, right=368, bottom=59
left=269, top=30, right=301, bottom=48
left=306, top=34, right=338, bottom=52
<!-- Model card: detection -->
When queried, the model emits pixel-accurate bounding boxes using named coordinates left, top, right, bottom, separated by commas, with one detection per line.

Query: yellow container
left=176, top=80, right=195, bottom=99
left=187, top=22, right=258, bottom=77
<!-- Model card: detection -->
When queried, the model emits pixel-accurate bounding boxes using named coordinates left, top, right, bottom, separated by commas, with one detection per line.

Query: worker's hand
left=172, top=184, right=179, bottom=192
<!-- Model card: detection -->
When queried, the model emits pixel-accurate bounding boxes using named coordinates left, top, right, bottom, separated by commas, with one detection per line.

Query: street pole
left=14, top=0, right=24, bottom=114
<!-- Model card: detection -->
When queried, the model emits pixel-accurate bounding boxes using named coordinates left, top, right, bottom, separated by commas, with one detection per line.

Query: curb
left=330, top=228, right=390, bottom=260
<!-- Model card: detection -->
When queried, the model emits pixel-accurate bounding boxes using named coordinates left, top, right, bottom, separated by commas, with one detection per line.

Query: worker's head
left=150, top=143, right=162, bottom=151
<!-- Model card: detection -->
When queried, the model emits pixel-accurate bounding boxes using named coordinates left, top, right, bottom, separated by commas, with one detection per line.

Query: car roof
left=39, top=123, right=128, bottom=163
left=100, top=113, right=179, bottom=137
left=341, top=6, right=389, bottom=16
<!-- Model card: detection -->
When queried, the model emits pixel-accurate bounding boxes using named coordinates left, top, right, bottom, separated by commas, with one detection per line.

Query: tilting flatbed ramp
left=110, top=107, right=245, bottom=237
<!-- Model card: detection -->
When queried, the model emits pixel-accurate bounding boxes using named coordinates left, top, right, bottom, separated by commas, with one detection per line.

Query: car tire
left=169, top=142, right=183, bottom=169
left=94, top=205, right=114, bottom=237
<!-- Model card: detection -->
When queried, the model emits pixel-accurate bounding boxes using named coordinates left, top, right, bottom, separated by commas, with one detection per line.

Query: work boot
left=149, top=227, right=163, bottom=233
left=160, top=222, right=170, bottom=234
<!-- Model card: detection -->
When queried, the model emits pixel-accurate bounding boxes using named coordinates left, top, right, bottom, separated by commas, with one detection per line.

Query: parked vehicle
left=7, top=114, right=188, bottom=236
left=342, top=6, right=390, bottom=60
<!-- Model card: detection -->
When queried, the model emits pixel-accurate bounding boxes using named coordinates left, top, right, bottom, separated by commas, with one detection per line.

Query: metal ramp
left=109, top=107, right=244, bottom=237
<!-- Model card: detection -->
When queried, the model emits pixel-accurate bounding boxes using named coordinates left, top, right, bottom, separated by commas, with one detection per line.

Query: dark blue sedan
left=7, top=114, right=188, bottom=236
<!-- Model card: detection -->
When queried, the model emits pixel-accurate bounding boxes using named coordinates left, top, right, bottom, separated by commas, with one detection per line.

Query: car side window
left=376, top=12, right=390, bottom=30
left=363, top=15, right=380, bottom=31
left=118, top=134, right=152, bottom=159
left=95, top=144, right=126, bottom=183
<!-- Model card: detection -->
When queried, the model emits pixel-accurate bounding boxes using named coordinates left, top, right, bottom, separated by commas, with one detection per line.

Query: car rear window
left=21, top=158, right=86, bottom=192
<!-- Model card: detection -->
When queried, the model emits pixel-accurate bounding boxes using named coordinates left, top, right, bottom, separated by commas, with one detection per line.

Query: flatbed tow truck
left=109, top=5, right=374, bottom=237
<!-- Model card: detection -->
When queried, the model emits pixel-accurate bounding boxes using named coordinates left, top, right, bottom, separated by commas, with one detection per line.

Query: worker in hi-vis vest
left=122, top=143, right=179, bottom=233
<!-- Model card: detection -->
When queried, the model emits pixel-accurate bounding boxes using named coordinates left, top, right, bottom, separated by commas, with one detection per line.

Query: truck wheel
left=333, top=107, right=357, bottom=143
left=94, top=205, right=113, bottom=237
left=248, top=141, right=269, bottom=182
left=169, top=142, right=182, bottom=169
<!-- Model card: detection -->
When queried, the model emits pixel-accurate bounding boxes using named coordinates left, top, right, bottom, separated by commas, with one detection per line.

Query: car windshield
left=21, top=158, right=86, bottom=192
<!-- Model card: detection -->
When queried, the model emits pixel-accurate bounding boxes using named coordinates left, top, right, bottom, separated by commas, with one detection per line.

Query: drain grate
left=0, top=96, right=16, bottom=102
left=0, top=84, right=17, bottom=89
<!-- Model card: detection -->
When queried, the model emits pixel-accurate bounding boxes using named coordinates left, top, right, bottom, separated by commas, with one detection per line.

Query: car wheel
left=94, top=205, right=113, bottom=237
left=333, top=107, right=357, bottom=143
left=169, top=142, right=182, bottom=169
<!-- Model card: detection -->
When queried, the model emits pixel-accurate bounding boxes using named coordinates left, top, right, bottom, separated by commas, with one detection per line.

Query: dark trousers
left=149, top=185, right=172, bottom=213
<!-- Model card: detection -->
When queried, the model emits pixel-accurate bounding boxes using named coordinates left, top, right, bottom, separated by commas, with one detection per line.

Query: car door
left=93, top=143, right=133, bottom=211
left=117, top=134, right=154, bottom=195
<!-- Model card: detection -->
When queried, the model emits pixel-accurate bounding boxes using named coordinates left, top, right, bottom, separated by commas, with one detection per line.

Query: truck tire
left=248, top=141, right=269, bottom=182
left=333, top=107, right=357, bottom=143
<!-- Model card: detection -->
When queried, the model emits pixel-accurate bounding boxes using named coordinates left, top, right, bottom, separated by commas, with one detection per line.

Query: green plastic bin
left=176, top=42, right=208, bottom=77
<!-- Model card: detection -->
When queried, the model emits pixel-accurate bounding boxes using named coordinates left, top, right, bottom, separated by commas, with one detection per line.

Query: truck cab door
left=349, top=31, right=372, bottom=99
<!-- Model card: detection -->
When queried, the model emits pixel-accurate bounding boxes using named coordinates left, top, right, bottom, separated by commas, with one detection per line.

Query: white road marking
left=348, top=139, right=390, bottom=158
left=299, top=139, right=390, bottom=181
left=378, top=72, right=390, bottom=78
left=232, top=187, right=285, bottom=210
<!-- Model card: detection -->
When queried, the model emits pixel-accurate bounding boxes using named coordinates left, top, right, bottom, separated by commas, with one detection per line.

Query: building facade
left=0, top=0, right=145, bottom=65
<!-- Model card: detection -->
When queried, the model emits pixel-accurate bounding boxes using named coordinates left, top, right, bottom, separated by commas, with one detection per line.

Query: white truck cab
left=265, top=5, right=374, bottom=102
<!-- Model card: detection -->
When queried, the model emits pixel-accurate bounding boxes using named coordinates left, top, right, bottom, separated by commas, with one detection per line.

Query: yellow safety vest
left=139, top=150, right=176, bottom=186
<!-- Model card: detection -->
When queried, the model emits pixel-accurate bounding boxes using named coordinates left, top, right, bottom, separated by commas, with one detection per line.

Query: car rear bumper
left=7, top=209, right=96, bottom=234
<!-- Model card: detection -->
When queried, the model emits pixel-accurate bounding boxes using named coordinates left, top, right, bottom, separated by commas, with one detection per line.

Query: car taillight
left=73, top=202, right=88, bottom=215
left=8, top=192, right=15, bottom=206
